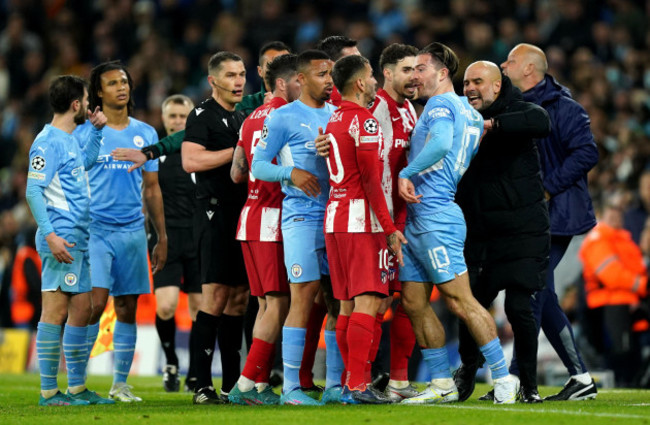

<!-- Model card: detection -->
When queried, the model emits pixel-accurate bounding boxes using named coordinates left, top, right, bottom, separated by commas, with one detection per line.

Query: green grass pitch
left=1, top=374, right=648, bottom=425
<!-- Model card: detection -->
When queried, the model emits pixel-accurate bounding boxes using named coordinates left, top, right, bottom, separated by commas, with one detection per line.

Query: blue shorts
left=40, top=250, right=92, bottom=293
left=399, top=205, right=468, bottom=284
left=282, top=223, right=329, bottom=283
left=89, top=228, right=151, bottom=296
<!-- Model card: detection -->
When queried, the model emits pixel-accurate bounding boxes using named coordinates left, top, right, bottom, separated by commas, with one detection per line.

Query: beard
left=74, top=108, right=87, bottom=125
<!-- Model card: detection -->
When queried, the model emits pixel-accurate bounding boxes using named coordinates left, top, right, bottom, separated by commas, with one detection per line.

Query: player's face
left=389, top=56, right=417, bottom=100
left=285, top=73, right=302, bottom=103
left=301, top=59, right=333, bottom=103
left=414, top=53, right=444, bottom=99
left=259, top=49, right=290, bottom=79
left=162, top=102, right=191, bottom=135
left=211, top=60, right=246, bottom=106
left=74, top=89, right=89, bottom=125
left=99, top=69, right=130, bottom=109
left=463, top=67, right=501, bottom=112
left=340, top=46, right=361, bottom=58
left=362, top=63, right=378, bottom=104
left=500, top=49, right=525, bottom=89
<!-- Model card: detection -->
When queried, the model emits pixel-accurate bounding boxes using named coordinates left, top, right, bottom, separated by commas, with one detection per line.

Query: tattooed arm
left=230, top=145, right=249, bottom=184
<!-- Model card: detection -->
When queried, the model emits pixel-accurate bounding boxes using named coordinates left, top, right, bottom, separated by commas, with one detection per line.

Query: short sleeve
left=184, top=108, right=212, bottom=147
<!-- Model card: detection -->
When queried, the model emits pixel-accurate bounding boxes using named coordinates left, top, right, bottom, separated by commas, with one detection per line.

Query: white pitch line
left=421, top=404, right=649, bottom=420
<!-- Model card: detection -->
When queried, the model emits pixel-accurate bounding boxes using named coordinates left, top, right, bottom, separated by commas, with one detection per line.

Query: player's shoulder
left=425, top=93, right=459, bottom=119
left=128, top=117, right=156, bottom=133
left=31, top=125, right=58, bottom=152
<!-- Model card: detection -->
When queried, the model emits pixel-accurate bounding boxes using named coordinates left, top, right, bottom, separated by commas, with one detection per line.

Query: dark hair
left=89, top=60, right=134, bottom=115
left=379, top=43, right=419, bottom=70
left=265, top=54, right=298, bottom=92
left=49, top=75, right=87, bottom=114
left=259, top=41, right=291, bottom=65
left=208, top=51, right=243, bottom=74
left=332, top=55, right=369, bottom=94
left=296, top=49, right=331, bottom=73
left=316, top=36, right=357, bottom=61
left=419, top=42, right=459, bottom=79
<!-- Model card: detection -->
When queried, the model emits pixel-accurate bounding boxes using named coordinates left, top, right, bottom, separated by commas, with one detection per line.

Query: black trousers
left=458, top=261, right=541, bottom=389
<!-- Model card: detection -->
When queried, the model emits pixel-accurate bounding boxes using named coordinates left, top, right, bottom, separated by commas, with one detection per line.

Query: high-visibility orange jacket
left=579, top=222, right=648, bottom=309
left=11, top=245, right=41, bottom=325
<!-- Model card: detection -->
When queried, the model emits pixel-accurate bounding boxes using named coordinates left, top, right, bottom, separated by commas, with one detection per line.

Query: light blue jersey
left=401, top=92, right=483, bottom=217
left=74, top=118, right=158, bottom=231
left=251, top=100, right=336, bottom=228
left=26, top=124, right=102, bottom=253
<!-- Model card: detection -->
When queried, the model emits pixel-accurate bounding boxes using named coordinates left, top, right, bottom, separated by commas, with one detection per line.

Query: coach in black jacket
left=453, top=62, right=551, bottom=403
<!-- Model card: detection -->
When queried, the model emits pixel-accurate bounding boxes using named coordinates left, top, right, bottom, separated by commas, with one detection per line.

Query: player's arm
left=488, top=103, right=550, bottom=138
left=398, top=117, right=454, bottom=203
left=112, top=131, right=185, bottom=173
left=181, top=141, right=233, bottom=173
left=230, top=144, right=248, bottom=184
left=357, top=142, right=407, bottom=265
left=251, top=116, right=320, bottom=196
left=81, top=107, right=107, bottom=170
left=143, top=170, right=168, bottom=274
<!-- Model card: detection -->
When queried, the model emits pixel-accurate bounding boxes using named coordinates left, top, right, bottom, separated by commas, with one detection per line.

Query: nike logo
left=392, top=116, right=400, bottom=121
left=440, top=391, right=453, bottom=398
left=206, top=210, right=214, bottom=220
left=196, top=108, right=204, bottom=116
left=300, top=123, right=312, bottom=131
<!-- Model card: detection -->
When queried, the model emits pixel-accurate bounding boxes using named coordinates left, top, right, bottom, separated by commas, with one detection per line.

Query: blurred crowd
left=0, top=0, right=648, bottom=384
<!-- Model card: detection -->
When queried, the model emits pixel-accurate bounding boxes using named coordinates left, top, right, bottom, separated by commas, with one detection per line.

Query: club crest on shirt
left=291, top=264, right=303, bottom=278
left=31, top=156, right=46, bottom=171
left=64, top=273, right=78, bottom=286
left=133, top=135, right=145, bottom=148
left=363, top=118, right=378, bottom=134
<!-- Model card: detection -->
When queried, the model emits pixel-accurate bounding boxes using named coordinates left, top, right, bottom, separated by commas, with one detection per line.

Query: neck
left=105, top=104, right=129, bottom=128
left=213, top=92, right=236, bottom=111
left=383, top=84, right=405, bottom=104
left=342, top=91, right=366, bottom=108
left=521, top=75, right=543, bottom=93
left=50, top=113, right=77, bottom=134
left=299, top=92, right=324, bottom=109
left=432, top=80, right=454, bottom=97
left=272, top=91, right=288, bottom=103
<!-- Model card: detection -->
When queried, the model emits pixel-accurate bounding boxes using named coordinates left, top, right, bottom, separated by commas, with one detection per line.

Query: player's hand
left=315, top=127, right=330, bottom=158
left=544, top=190, right=551, bottom=201
left=88, top=106, right=107, bottom=130
left=150, top=236, right=168, bottom=275
left=387, top=230, right=408, bottom=267
left=45, top=233, right=75, bottom=264
left=483, top=117, right=494, bottom=131
left=263, top=91, right=274, bottom=104
left=291, top=168, right=321, bottom=197
left=398, top=177, right=422, bottom=204
left=111, top=148, right=147, bottom=172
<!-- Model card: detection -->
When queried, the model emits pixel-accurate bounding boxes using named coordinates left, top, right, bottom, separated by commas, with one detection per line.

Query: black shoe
left=342, top=385, right=391, bottom=405
left=453, top=363, right=479, bottom=402
left=371, top=372, right=390, bottom=393
left=518, top=387, right=543, bottom=403
left=301, top=385, right=324, bottom=400
left=163, top=365, right=180, bottom=392
left=184, top=377, right=198, bottom=393
left=544, top=378, right=597, bottom=401
left=478, top=389, right=494, bottom=401
left=268, top=369, right=283, bottom=388
left=192, top=386, right=224, bottom=405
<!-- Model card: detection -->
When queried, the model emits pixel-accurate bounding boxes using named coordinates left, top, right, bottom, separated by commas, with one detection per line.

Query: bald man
left=454, top=61, right=551, bottom=403
left=502, top=44, right=599, bottom=401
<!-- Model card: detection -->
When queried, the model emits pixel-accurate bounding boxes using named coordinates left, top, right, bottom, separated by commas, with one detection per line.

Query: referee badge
left=290, top=264, right=303, bottom=278
left=64, top=273, right=78, bottom=286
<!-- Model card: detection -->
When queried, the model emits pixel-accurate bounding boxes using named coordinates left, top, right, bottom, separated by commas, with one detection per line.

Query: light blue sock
left=421, top=347, right=452, bottom=379
left=324, top=330, right=343, bottom=389
left=113, top=321, right=137, bottom=385
left=37, top=322, right=62, bottom=391
left=479, top=337, right=508, bottom=380
left=86, top=322, right=100, bottom=364
left=282, top=326, right=306, bottom=394
left=63, top=324, right=88, bottom=388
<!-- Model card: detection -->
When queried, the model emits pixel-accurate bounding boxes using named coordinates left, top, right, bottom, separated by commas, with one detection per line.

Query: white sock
left=41, top=388, right=59, bottom=398
left=571, top=372, right=592, bottom=385
left=431, top=378, right=455, bottom=390
left=388, top=379, right=409, bottom=389
left=237, top=376, right=255, bottom=392
left=255, top=382, right=269, bottom=392
left=67, top=384, right=86, bottom=395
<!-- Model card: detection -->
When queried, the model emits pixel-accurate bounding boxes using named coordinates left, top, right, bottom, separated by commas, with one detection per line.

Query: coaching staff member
left=182, top=51, right=248, bottom=405
left=454, top=61, right=551, bottom=403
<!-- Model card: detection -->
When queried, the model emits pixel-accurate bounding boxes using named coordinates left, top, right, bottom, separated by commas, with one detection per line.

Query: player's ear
left=276, top=77, right=286, bottom=92
left=257, top=65, right=264, bottom=79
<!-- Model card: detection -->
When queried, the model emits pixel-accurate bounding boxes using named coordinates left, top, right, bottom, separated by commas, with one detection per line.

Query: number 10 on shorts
left=378, top=249, right=393, bottom=270
left=428, top=246, right=450, bottom=270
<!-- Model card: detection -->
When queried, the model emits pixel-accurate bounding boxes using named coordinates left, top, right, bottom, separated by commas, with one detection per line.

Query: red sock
left=365, top=312, right=384, bottom=384
left=347, top=312, right=375, bottom=389
left=336, top=315, right=350, bottom=386
left=390, top=303, right=415, bottom=381
left=256, top=342, right=276, bottom=384
left=299, top=302, right=327, bottom=388
left=242, top=338, right=275, bottom=382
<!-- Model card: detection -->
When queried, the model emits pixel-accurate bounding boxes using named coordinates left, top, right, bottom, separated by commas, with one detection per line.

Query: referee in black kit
left=181, top=51, right=249, bottom=405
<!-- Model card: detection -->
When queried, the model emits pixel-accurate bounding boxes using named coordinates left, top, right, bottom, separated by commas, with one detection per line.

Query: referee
left=181, top=51, right=249, bottom=405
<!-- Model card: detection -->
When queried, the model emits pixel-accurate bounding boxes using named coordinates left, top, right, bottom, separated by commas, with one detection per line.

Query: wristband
left=141, top=145, right=160, bottom=160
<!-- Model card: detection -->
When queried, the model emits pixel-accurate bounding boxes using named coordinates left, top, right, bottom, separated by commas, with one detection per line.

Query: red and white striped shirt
left=369, top=89, right=417, bottom=227
left=236, top=97, right=286, bottom=242
left=324, top=101, right=396, bottom=235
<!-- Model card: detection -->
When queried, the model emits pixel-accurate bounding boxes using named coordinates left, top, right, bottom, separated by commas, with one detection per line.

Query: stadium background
left=0, top=0, right=648, bottom=387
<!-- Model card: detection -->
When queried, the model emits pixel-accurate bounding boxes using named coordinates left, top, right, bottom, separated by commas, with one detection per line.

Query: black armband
left=141, top=145, right=161, bottom=160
